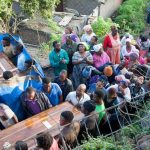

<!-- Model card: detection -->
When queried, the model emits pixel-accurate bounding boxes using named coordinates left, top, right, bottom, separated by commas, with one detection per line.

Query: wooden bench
left=0, top=52, right=18, bottom=77
left=0, top=102, right=84, bottom=149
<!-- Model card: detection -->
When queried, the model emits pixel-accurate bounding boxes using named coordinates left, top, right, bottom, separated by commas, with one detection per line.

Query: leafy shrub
left=114, top=0, right=148, bottom=35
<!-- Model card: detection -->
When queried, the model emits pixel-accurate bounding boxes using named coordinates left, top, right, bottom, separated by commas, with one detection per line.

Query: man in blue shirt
left=42, top=78, right=63, bottom=106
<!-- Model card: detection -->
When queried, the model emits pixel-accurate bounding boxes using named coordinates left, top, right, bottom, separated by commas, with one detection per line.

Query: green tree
left=0, top=0, right=60, bottom=32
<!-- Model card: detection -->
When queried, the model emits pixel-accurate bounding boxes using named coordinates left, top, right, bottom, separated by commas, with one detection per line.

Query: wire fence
left=2, top=90, right=150, bottom=150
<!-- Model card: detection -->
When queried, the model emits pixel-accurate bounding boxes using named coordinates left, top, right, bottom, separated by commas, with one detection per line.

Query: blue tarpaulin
left=0, top=33, right=45, bottom=120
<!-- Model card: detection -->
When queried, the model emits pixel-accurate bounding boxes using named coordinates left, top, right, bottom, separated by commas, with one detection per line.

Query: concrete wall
left=92, top=0, right=123, bottom=19
left=64, top=0, right=123, bottom=18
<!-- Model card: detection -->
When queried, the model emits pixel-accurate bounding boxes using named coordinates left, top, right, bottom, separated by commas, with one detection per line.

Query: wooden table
left=0, top=52, right=17, bottom=77
left=0, top=102, right=84, bottom=149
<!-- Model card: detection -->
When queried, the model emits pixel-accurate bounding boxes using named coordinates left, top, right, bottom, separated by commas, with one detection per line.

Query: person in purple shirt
left=21, top=87, right=52, bottom=118
left=42, top=78, right=63, bottom=106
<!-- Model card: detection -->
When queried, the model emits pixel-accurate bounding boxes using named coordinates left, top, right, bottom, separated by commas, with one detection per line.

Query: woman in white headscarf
left=81, top=25, right=96, bottom=45
left=121, top=38, right=138, bottom=59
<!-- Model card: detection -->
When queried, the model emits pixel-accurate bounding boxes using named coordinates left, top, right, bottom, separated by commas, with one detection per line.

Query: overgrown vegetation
left=91, top=17, right=119, bottom=43
left=114, top=0, right=149, bottom=35
left=79, top=102, right=150, bottom=150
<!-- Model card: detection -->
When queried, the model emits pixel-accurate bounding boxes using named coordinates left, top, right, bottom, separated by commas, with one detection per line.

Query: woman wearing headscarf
left=81, top=25, right=96, bottom=45
left=61, top=26, right=80, bottom=44
left=72, top=42, right=93, bottom=89
left=103, top=26, right=121, bottom=64
left=121, top=38, right=138, bottom=59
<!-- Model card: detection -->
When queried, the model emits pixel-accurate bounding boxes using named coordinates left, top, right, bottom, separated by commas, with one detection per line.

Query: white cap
left=93, top=44, right=103, bottom=52
left=126, top=38, right=131, bottom=43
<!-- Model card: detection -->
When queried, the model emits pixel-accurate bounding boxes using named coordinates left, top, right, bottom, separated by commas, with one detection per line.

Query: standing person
left=0, top=103, right=18, bottom=129
left=72, top=42, right=93, bottom=89
left=58, top=111, right=80, bottom=149
left=54, top=70, right=74, bottom=101
left=21, top=87, right=51, bottom=117
left=61, top=35, right=78, bottom=75
left=66, top=84, right=90, bottom=108
left=103, top=26, right=121, bottom=64
left=49, top=41, right=69, bottom=76
left=36, top=132, right=59, bottom=150
left=61, top=26, right=80, bottom=44
left=93, top=44, right=110, bottom=69
left=81, top=25, right=96, bottom=45
left=42, top=78, right=63, bottom=106
left=93, top=89, right=106, bottom=124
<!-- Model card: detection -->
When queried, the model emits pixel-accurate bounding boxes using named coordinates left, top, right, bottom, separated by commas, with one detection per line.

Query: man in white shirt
left=66, top=84, right=90, bottom=108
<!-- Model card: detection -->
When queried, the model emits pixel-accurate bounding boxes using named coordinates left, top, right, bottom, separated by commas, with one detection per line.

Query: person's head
left=136, top=76, right=144, bottom=86
left=111, top=25, right=117, bottom=32
left=3, top=71, right=13, bottom=80
left=65, top=26, right=73, bottom=34
left=77, top=43, right=87, bottom=53
left=26, top=87, right=36, bottom=100
left=36, top=132, right=53, bottom=150
left=104, top=66, right=113, bottom=77
left=83, top=25, right=93, bottom=35
left=60, top=111, right=74, bottom=126
left=126, top=38, right=131, bottom=47
left=90, top=36, right=98, bottom=45
left=93, top=44, right=103, bottom=55
left=42, top=78, right=51, bottom=93
left=112, top=29, right=118, bottom=37
left=15, top=44, right=24, bottom=55
left=2, top=37, right=11, bottom=47
left=141, top=36, right=147, bottom=42
left=93, top=89, right=104, bottom=104
left=96, top=75, right=108, bottom=89
left=53, top=41, right=61, bottom=52
left=107, top=88, right=117, bottom=100
left=119, top=80, right=129, bottom=89
left=15, top=141, right=28, bottom=150
left=129, top=52, right=139, bottom=62
left=76, top=84, right=86, bottom=97
left=25, top=59, right=35, bottom=68
left=59, top=70, right=67, bottom=81
left=82, top=100, right=96, bottom=115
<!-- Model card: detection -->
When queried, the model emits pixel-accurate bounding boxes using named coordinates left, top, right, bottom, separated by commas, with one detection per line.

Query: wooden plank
left=0, top=102, right=84, bottom=149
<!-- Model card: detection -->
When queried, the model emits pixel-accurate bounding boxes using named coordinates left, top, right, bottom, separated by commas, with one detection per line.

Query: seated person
left=130, top=76, right=145, bottom=103
left=36, top=132, right=59, bottom=150
left=98, top=63, right=117, bottom=84
left=0, top=103, right=18, bottom=129
left=15, top=141, right=28, bottom=150
left=2, top=37, right=15, bottom=59
left=106, top=88, right=120, bottom=114
left=21, top=87, right=51, bottom=117
left=88, top=75, right=108, bottom=103
left=58, top=111, right=80, bottom=149
left=108, top=80, right=131, bottom=102
left=15, top=44, right=31, bottom=72
left=54, top=70, right=74, bottom=101
left=93, top=89, right=106, bottom=124
left=89, top=36, right=98, bottom=52
left=79, top=101, right=99, bottom=142
left=41, top=78, right=63, bottom=106
left=24, top=59, right=45, bottom=80
left=93, top=44, right=110, bottom=69
left=66, top=84, right=90, bottom=108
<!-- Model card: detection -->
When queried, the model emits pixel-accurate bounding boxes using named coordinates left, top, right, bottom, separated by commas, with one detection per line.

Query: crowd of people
left=0, top=24, right=150, bottom=149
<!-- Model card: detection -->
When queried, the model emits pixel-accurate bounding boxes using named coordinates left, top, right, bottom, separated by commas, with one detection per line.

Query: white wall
left=91, top=0, right=123, bottom=19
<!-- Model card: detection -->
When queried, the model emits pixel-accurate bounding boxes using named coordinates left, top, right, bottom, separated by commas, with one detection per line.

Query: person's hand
left=60, top=59, right=66, bottom=64
left=118, top=86, right=125, bottom=95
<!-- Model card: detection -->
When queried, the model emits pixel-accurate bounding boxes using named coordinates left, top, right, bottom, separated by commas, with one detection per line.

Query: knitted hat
left=104, top=66, right=113, bottom=77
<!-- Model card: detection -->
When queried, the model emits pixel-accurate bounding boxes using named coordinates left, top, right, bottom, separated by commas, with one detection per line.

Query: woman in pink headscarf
left=103, top=26, right=121, bottom=64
